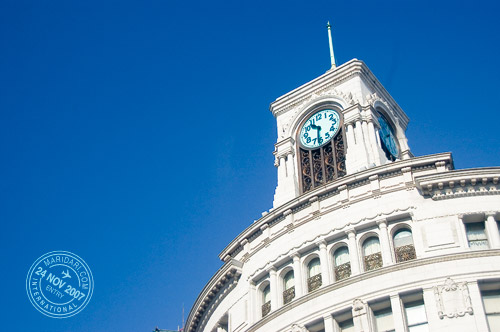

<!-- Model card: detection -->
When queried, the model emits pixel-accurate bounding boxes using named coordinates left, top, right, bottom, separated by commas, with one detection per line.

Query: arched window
left=297, top=109, right=346, bottom=193
left=282, top=270, right=295, bottom=304
left=363, top=237, right=382, bottom=271
left=334, top=246, right=351, bottom=280
left=261, top=285, right=271, bottom=317
left=307, top=257, right=322, bottom=292
left=393, top=229, right=416, bottom=262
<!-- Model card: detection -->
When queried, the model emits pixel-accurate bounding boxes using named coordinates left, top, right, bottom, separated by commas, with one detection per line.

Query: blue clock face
left=378, top=115, right=399, bottom=159
left=299, top=110, right=340, bottom=149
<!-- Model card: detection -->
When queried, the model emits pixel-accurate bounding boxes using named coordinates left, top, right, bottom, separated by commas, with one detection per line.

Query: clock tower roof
left=269, top=59, right=409, bottom=129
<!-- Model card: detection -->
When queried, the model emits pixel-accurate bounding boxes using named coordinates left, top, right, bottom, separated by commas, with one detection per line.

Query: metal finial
left=327, top=21, right=336, bottom=69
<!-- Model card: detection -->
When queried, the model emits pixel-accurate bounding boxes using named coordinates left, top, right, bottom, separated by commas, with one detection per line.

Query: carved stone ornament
left=433, top=277, right=473, bottom=319
left=280, top=88, right=358, bottom=138
left=365, top=93, right=398, bottom=123
left=290, top=323, right=307, bottom=332
left=352, top=298, right=367, bottom=315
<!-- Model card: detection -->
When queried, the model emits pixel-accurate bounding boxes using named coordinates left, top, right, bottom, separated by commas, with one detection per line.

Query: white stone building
left=184, top=58, right=500, bottom=332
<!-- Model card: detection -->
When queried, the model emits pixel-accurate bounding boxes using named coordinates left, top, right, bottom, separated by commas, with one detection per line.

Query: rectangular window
left=481, top=289, right=500, bottom=331
left=335, top=309, right=354, bottom=332
left=374, top=307, right=395, bottom=332
left=370, top=299, right=394, bottom=332
left=404, top=300, right=429, bottom=332
left=465, top=221, right=489, bottom=249
left=339, top=319, right=354, bottom=332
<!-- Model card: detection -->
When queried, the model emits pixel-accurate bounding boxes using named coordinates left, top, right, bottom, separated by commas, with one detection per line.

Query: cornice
left=219, top=153, right=453, bottom=261
left=245, top=250, right=500, bottom=332
left=415, top=167, right=500, bottom=200
left=247, top=206, right=415, bottom=282
left=185, top=259, right=243, bottom=332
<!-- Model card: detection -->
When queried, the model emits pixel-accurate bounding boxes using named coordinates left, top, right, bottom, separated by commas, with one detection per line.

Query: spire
left=327, top=21, right=336, bottom=69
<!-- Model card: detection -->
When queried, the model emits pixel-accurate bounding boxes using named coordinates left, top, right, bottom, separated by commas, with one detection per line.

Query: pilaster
left=318, top=240, right=331, bottom=286
left=346, top=229, right=360, bottom=276
left=377, top=219, right=393, bottom=266
left=292, top=253, right=304, bottom=298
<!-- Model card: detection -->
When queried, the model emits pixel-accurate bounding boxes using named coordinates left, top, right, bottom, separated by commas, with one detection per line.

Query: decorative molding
left=366, top=92, right=397, bottom=122
left=415, top=168, right=500, bottom=201
left=434, top=277, right=473, bottom=319
left=219, top=153, right=453, bottom=261
left=185, top=260, right=243, bottom=332
left=247, top=207, right=415, bottom=281
left=280, top=88, right=355, bottom=139
left=245, top=250, right=500, bottom=332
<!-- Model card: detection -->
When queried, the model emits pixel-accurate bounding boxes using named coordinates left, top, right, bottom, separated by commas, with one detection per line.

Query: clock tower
left=270, top=59, right=412, bottom=208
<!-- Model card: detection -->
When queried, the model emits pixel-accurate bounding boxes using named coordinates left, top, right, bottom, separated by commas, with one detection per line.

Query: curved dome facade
left=185, top=59, right=500, bottom=332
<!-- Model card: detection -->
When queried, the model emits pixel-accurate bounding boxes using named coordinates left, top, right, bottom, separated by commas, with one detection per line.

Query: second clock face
left=299, top=109, right=340, bottom=149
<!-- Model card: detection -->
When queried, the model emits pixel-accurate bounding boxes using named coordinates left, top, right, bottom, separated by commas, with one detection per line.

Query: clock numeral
left=307, top=137, right=311, bottom=143
left=306, top=125, right=311, bottom=132
left=329, top=114, right=335, bottom=121
left=316, top=113, right=322, bottom=121
left=330, top=124, right=336, bottom=132
left=303, top=133, right=309, bottom=139
left=318, top=137, right=323, bottom=144
left=325, top=132, right=330, bottom=139
left=309, top=119, right=315, bottom=126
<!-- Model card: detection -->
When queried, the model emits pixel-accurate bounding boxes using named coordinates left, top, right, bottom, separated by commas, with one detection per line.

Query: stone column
left=354, top=120, right=369, bottom=167
left=367, top=120, right=380, bottom=165
left=361, top=120, right=375, bottom=165
left=346, top=123, right=355, bottom=148
left=346, top=229, right=360, bottom=275
left=269, top=267, right=278, bottom=310
left=324, top=314, right=335, bottom=332
left=390, top=293, right=406, bottom=332
left=318, top=241, right=331, bottom=286
left=486, top=212, right=500, bottom=248
left=285, top=153, right=297, bottom=192
left=292, top=253, right=304, bottom=298
left=377, top=219, right=393, bottom=266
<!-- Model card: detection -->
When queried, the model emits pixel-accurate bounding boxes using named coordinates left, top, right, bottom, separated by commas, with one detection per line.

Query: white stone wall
left=185, top=60, right=500, bottom=332
left=187, top=157, right=500, bottom=332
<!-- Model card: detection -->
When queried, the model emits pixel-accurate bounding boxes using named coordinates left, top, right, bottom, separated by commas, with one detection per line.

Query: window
left=307, top=257, right=322, bottom=292
left=339, top=319, right=354, bottom=332
left=335, top=309, right=354, bottom=332
left=261, top=285, right=271, bottom=317
left=465, top=221, right=489, bottom=249
left=334, top=246, right=351, bottom=280
left=370, top=299, right=395, bottom=332
left=282, top=270, right=295, bottom=304
left=393, top=229, right=416, bottom=262
left=404, top=300, right=429, bottom=332
left=481, top=288, right=500, bottom=331
left=363, top=237, right=382, bottom=271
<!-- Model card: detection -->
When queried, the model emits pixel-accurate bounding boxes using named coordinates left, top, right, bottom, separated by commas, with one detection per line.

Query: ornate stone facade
left=185, top=60, right=500, bottom=332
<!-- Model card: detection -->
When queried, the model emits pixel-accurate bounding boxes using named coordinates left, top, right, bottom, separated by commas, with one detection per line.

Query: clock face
left=299, top=109, right=341, bottom=149
left=378, top=115, right=399, bottom=159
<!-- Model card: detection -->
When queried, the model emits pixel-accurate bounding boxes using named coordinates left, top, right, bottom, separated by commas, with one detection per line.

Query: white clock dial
left=299, top=109, right=341, bottom=149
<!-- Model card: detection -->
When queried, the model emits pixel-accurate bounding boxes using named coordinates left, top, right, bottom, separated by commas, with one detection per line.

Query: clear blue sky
left=1, top=0, right=499, bottom=331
